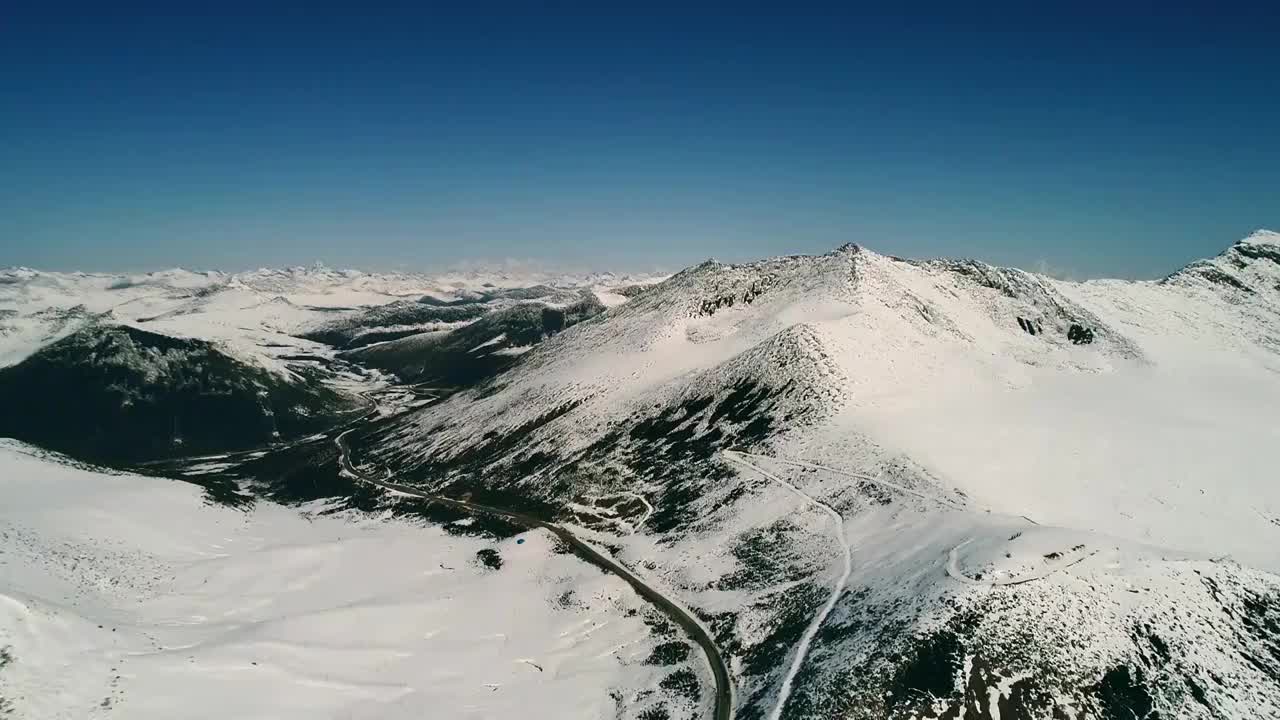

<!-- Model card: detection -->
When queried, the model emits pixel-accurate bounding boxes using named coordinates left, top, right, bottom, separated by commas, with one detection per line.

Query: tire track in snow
left=729, top=450, right=969, bottom=512
left=722, top=450, right=852, bottom=720
left=946, top=540, right=1098, bottom=587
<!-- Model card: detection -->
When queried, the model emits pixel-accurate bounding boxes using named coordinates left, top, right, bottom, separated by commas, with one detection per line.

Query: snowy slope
left=0, top=441, right=686, bottom=720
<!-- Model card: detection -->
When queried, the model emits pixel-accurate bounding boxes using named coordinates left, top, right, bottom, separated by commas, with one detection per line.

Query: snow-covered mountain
left=340, top=291, right=607, bottom=385
left=0, top=324, right=362, bottom=463
left=2, top=234, right=1279, bottom=719
left=323, top=230, right=1280, bottom=719
left=298, top=284, right=607, bottom=350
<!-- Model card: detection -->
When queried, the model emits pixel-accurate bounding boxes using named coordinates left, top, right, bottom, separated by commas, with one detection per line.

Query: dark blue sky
left=2, top=2, right=1277, bottom=277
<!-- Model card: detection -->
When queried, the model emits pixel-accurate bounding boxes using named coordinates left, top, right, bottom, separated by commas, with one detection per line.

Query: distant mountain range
left=0, top=262, right=658, bottom=304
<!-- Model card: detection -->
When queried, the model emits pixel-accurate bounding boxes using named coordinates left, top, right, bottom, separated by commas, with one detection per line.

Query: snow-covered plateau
left=2, top=233, right=1278, bottom=719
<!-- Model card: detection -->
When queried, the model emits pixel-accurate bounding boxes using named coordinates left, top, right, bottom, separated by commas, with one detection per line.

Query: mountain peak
left=1163, top=229, right=1280, bottom=293
left=1241, top=228, right=1280, bottom=246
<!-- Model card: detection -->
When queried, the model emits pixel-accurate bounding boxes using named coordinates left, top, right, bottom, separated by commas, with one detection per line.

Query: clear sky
left=2, top=2, right=1277, bottom=278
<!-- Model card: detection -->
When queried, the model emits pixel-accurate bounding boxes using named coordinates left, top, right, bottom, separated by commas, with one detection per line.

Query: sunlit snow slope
left=0, top=441, right=676, bottom=720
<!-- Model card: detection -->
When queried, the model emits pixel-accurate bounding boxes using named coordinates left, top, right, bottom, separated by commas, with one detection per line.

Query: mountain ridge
left=5, top=227, right=1277, bottom=289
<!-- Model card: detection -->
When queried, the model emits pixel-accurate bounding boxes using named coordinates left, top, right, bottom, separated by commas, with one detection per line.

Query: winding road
left=333, top=425, right=734, bottom=720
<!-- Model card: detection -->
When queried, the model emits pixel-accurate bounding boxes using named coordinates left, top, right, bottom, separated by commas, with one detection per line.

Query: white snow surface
left=0, top=441, right=671, bottom=719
